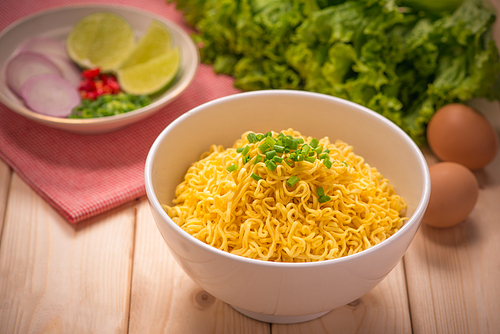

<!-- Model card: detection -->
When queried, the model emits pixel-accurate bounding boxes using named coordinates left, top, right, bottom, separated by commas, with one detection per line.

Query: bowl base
left=231, top=305, right=331, bottom=324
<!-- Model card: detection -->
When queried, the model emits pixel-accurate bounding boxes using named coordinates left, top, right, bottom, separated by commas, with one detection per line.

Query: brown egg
left=427, top=104, right=498, bottom=170
left=423, top=162, right=479, bottom=228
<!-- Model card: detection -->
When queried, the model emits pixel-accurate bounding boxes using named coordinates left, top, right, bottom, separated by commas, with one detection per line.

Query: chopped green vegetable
left=258, top=142, right=271, bottom=153
left=287, top=175, right=300, bottom=187
left=266, top=150, right=277, bottom=160
left=241, top=145, right=251, bottom=156
left=265, top=136, right=276, bottom=147
left=319, top=195, right=331, bottom=203
left=70, top=92, right=151, bottom=118
left=247, top=132, right=258, bottom=143
left=274, top=145, right=285, bottom=153
left=310, top=138, right=319, bottom=148
left=226, top=164, right=238, bottom=172
left=317, top=187, right=325, bottom=197
left=265, top=160, right=277, bottom=171
left=251, top=173, right=263, bottom=181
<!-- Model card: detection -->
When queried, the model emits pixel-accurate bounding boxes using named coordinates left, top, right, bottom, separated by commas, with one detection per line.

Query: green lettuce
left=169, top=0, right=500, bottom=145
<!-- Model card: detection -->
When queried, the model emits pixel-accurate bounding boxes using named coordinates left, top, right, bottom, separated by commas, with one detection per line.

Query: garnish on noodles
left=163, top=129, right=408, bottom=262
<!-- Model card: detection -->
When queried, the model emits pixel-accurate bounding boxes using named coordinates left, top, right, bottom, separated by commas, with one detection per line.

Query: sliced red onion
left=45, top=54, right=81, bottom=87
left=18, top=37, right=68, bottom=59
left=5, top=51, right=62, bottom=96
left=21, top=74, right=81, bottom=118
left=17, top=37, right=81, bottom=87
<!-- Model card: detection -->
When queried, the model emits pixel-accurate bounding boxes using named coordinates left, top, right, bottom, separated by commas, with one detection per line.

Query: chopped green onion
left=236, top=147, right=244, bottom=153
left=319, top=195, right=331, bottom=203
left=319, top=153, right=329, bottom=159
left=285, top=137, right=294, bottom=149
left=253, top=155, right=263, bottom=164
left=247, top=133, right=258, bottom=143
left=310, top=138, right=319, bottom=148
left=287, top=175, right=300, bottom=187
left=305, top=156, right=315, bottom=163
left=243, top=155, right=251, bottom=164
left=266, top=160, right=277, bottom=171
left=265, top=136, right=276, bottom=147
left=323, top=159, right=332, bottom=169
left=265, top=131, right=272, bottom=137
left=274, top=145, right=285, bottom=153
left=296, top=153, right=304, bottom=161
left=273, top=156, right=283, bottom=163
left=266, top=150, right=277, bottom=160
left=314, top=146, right=323, bottom=155
left=317, top=187, right=325, bottom=197
left=342, top=161, right=348, bottom=166
left=241, top=145, right=251, bottom=156
left=256, top=133, right=264, bottom=141
left=302, top=144, right=311, bottom=155
left=226, top=164, right=238, bottom=172
left=259, top=142, right=271, bottom=153
left=251, top=173, right=262, bottom=181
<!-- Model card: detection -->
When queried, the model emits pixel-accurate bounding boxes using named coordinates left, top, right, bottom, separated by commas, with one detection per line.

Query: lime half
left=117, top=47, right=181, bottom=95
left=66, top=12, right=135, bottom=72
left=120, top=20, right=172, bottom=69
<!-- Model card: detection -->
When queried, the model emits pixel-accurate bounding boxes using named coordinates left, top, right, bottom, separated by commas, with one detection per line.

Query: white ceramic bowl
left=0, top=5, right=199, bottom=134
left=145, top=90, right=430, bottom=324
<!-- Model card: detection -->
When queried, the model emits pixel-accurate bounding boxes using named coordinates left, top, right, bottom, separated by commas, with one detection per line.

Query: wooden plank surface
left=0, top=173, right=136, bottom=333
left=0, top=159, right=11, bottom=239
left=272, top=261, right=412, bottom=334
left=128, top=199, right=271, bottom=334
left=404, top=144, right=500, bottom=334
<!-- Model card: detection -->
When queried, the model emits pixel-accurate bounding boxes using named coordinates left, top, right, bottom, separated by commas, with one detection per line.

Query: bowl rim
left=145, top=90, right=431, bottom=268
left=0, top=3, right=200, bottom=126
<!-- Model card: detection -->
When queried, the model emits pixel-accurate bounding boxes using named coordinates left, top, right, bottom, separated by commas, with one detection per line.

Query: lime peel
left=119, top=20, right=172, bottom=70
left=117, top=47, right=181, bottom=95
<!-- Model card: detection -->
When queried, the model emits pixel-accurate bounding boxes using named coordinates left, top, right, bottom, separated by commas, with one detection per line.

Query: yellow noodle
left=163, top=129, right=408, bottom=262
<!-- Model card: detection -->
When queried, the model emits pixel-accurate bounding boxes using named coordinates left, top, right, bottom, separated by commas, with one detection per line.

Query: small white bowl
left=0, top=5, right=199, bottom=134
left=145, top=90, right=430, bottom=324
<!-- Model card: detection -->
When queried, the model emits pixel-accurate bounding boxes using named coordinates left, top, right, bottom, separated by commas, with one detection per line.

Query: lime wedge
left=66, top=12, right=135, bottom=72
left=117, top=47, right=181, bottom=95
left=120, top=20, right=172, bottom=69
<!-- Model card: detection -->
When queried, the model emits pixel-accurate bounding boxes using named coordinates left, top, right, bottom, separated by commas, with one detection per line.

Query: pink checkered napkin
left=0, top=0, right=240, bottom=223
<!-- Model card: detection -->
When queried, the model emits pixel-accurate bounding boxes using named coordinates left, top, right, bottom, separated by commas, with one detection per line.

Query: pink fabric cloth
left=0, top=0, right=240, bottom=223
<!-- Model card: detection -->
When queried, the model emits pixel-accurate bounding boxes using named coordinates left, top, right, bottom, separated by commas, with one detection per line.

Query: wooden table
left=1, top=102, right=499, bottom=333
